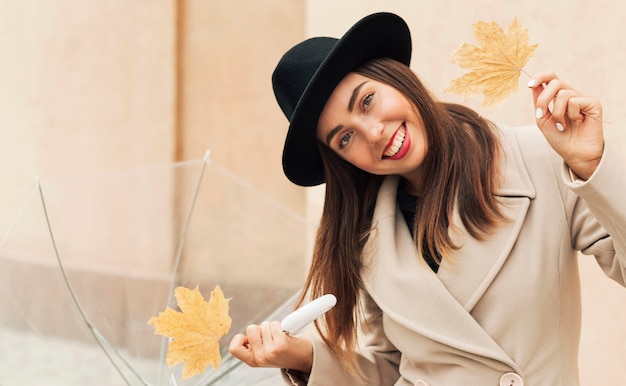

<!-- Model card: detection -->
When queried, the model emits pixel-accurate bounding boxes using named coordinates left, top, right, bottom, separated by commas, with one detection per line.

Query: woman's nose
left=362, top=120, right=384, bottom=143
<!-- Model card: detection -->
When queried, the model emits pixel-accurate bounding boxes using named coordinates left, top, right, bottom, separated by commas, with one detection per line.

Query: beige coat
left=284, top=125, right=626, bottom=386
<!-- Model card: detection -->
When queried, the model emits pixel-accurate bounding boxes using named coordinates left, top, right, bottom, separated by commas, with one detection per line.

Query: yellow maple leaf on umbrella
left=148, top=285, right=232, bottom=380
left=445, top=17, right=538, bottom=108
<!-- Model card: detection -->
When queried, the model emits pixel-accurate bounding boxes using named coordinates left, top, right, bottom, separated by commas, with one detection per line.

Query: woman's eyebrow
left=326, top=124, right=343, bottom=146
left=348, top=81, right=368, bottom=112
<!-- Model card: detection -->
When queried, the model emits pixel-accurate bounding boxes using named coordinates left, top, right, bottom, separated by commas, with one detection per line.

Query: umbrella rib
left=156, top=150, right=211, bottom=385
left=167, top=149, right=212, bottom=304
left=36, top=176, right=152, bottom=386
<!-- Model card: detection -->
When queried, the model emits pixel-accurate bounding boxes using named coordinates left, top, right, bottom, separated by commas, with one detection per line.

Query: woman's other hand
left=228, top=321, right=314, bottom=373
left=528, top=71, right=604, bottom=180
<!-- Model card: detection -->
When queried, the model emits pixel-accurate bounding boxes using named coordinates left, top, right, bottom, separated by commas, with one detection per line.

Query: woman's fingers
left=528, top=73, right=570, bottom=130
left=527, top=71, right=605, bottom=180
left=528, top=72, right=602, bottom=128
left=550, top=89, right=580, bottom=131
left=228, top=322, right=314, bottom=372
left=568, top=95, right=603, bottom=122
left=528, top=73, right=579, bottom=130
left=228, top=324, right=265, bottom=367
left=244, top=324, right=260, bottom=346
left=228, top=321, right=290, bottom=367
left=228, top=333, right=252, bottom=362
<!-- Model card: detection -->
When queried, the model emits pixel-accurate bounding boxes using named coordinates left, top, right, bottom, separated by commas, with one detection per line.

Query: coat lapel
left=442, top=126, right=537, bottom=311
left=361, top=128, right=536, bottom=367
left=438, top=196, right=530, bottom=311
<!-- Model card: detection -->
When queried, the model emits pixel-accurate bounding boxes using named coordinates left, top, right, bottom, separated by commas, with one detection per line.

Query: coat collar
left=361, top=127, right=535, bottom=368
left=494, top=126, right=536, bottom=199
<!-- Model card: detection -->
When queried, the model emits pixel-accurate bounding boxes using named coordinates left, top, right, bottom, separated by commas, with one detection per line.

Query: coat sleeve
left=280, top=291, right=401, bottom=385
left=567, top=142, right=626, bottom=286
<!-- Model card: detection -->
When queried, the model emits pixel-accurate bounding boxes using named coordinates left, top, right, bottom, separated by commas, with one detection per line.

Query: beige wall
left=174, top=0, right=307, bottom=283
left=176, top=0, right=305, bottom=211
left=0, top=0, right=308, bottom=269
left=0, top=1, right=178, bottom=272
left=0, top=0, right=177, bottom=194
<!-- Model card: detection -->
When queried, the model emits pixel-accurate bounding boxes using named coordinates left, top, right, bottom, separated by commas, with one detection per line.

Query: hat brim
left=282, top=12, right=412, bottom=186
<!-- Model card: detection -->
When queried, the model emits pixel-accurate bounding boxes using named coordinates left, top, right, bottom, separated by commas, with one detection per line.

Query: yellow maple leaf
left=148, top=285, right=232, bottom=380
left=445, top=17, right=538, bottom=108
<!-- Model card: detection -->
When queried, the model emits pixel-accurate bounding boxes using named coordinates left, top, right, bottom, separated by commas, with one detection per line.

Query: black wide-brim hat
left=272, top=12, right=412, bottom=186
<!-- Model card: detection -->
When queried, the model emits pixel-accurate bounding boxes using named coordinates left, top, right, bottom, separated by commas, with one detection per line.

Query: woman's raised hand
left=528, top=72, right=604, bottom=180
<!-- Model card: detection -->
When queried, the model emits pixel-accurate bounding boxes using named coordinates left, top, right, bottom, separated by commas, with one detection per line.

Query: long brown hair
left=295, top=58, right=505, bottom=375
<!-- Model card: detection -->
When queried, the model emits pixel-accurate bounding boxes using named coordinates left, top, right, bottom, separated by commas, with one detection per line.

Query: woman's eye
left=339, top=132, right=352, bottom=148
left=362, top=93, right=373, bottom=109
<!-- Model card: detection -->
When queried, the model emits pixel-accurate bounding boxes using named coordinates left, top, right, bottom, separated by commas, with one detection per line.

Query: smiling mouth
left=383, top=125, right=407, bottom=159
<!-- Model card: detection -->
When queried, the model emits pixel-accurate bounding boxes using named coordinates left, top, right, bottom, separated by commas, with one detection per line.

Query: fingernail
left=535, top=107, right=543, bottom=119
left=527, top=79, right=536, bottom=87
left=556, top=122, right=564, bottom=132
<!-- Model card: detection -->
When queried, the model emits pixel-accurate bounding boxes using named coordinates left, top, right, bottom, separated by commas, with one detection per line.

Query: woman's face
left=316, top=72, right=428, bottom=185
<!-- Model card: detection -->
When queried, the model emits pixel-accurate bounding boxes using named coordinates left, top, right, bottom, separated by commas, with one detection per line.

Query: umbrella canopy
left=0, top=153, right=305, bottom=385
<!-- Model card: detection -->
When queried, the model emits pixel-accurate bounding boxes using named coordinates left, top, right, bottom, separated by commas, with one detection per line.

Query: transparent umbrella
left=0, top=152, right=306, bottom=385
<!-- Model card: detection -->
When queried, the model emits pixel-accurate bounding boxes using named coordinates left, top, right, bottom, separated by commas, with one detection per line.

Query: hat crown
left=272, top=37, right=338, bottom=122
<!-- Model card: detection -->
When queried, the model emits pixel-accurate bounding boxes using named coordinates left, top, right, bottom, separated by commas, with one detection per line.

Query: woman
left=229, top=12, right=625, bottom=386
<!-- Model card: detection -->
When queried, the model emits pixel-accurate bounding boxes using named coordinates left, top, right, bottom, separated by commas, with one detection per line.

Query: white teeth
left=384, top=127, right=406, bottom=157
